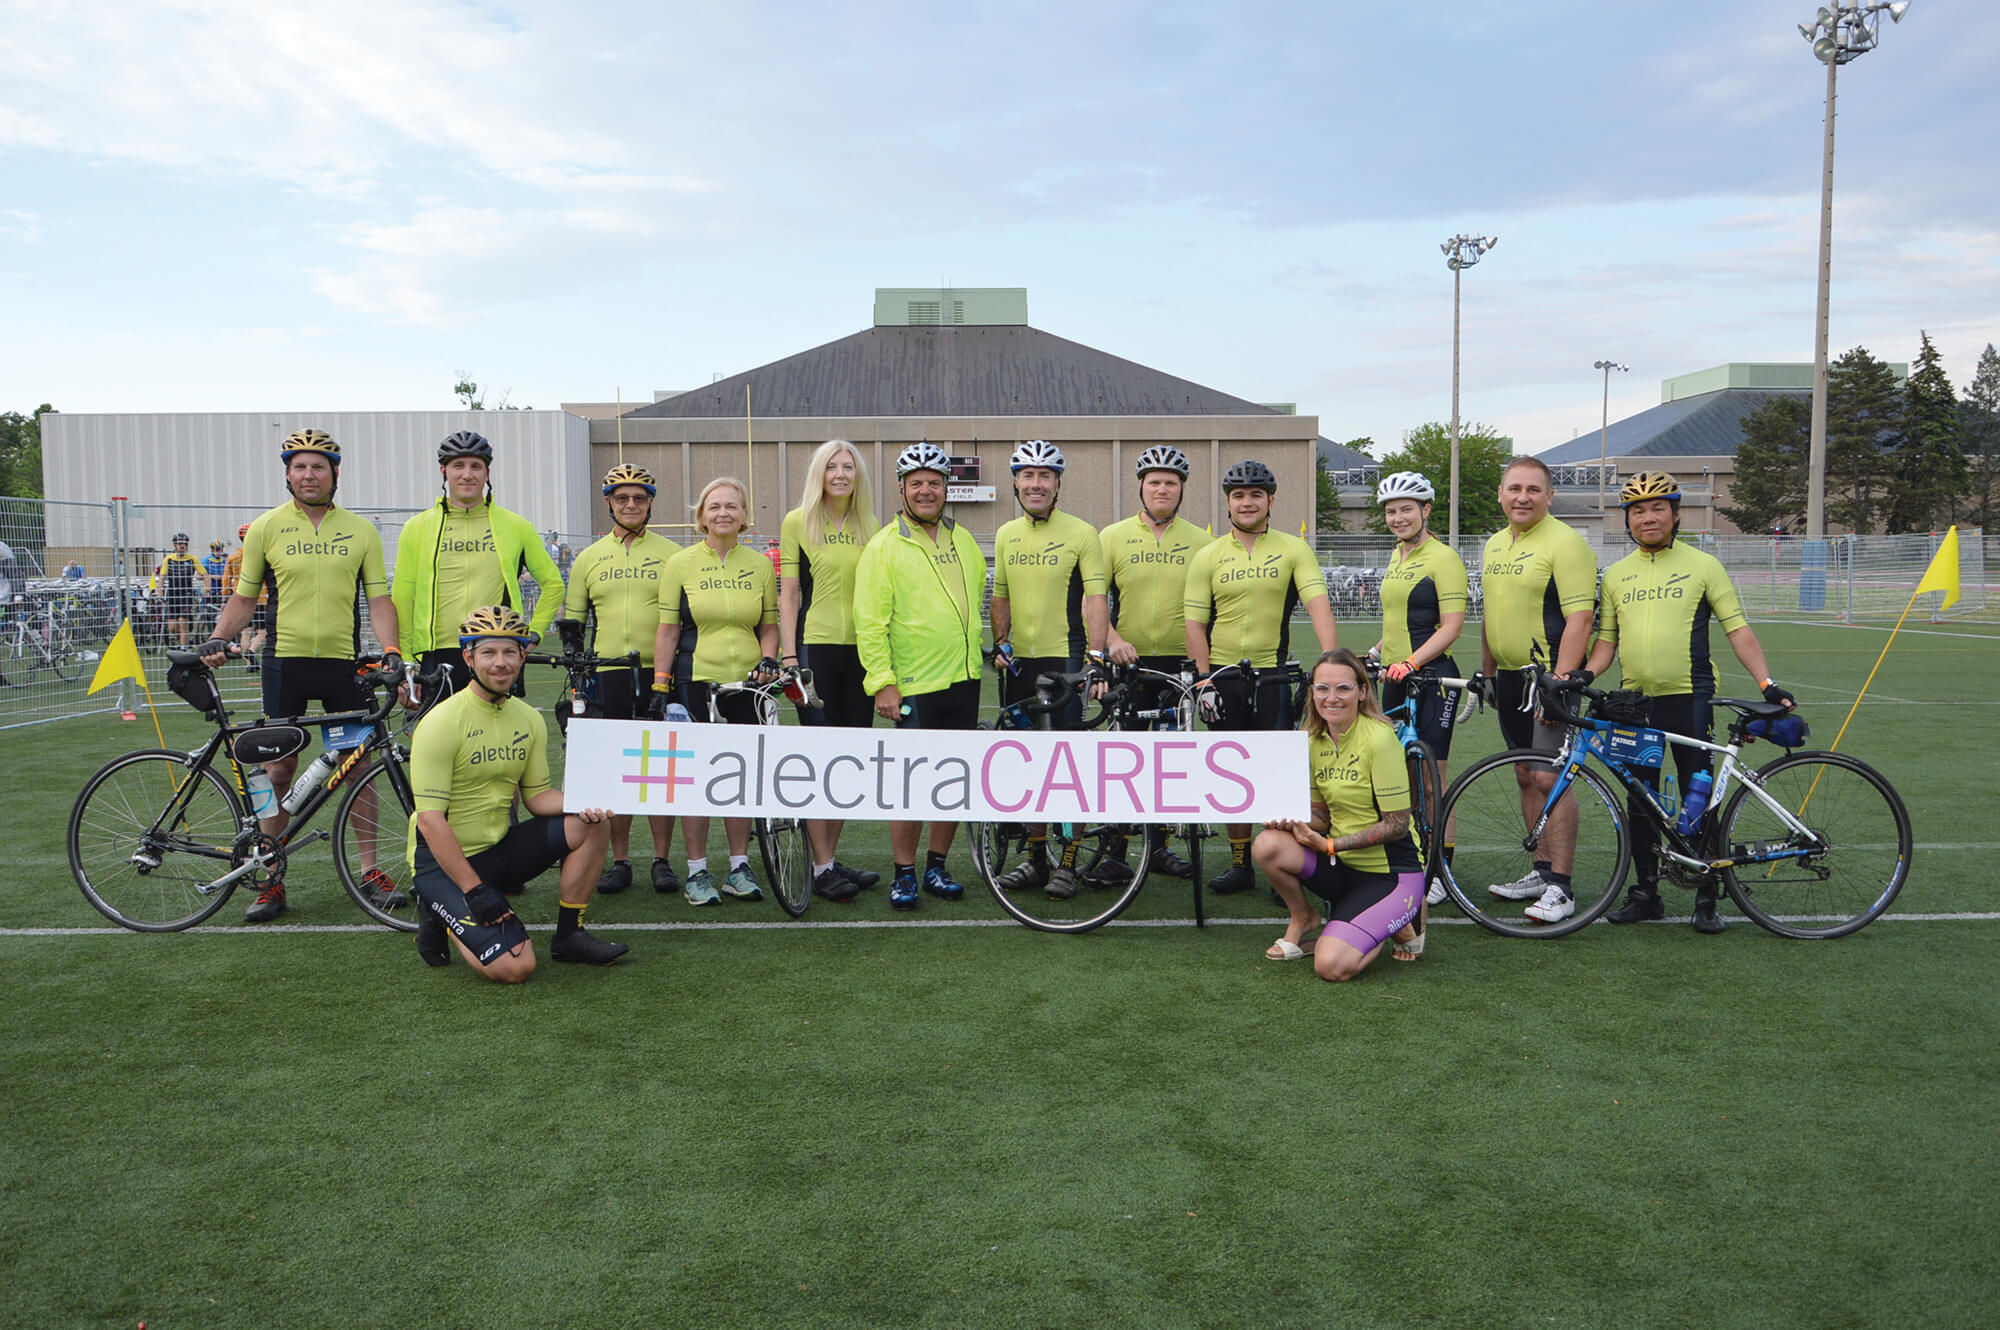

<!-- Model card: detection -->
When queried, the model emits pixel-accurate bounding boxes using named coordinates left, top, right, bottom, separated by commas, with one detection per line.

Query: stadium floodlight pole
left=1594, top=360, right=1629, bottom=525
left=1442, top=233, right=1498, bottom=550
left=1799, top=0, right=1910, bottom=538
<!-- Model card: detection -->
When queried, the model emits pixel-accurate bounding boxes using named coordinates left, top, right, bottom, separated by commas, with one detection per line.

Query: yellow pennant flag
left=1299, top=519, right=1308, bottom=537
left=1915, top=526, right=1961, bottom=609
left=87, top=619, right=148, bottom=695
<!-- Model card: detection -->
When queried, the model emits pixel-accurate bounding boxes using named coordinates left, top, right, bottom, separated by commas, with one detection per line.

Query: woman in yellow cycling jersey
left=1253, top=648, right=1426, bottom=981
left=653, top=477, right=780, bottom=908
left=778, top=439, right=881, bottom=904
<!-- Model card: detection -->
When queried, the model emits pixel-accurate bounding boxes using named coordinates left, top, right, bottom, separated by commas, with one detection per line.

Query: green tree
left=1824, top=345, right=1901, bottom=534
left=1366, top=422, right=1508, bottom=537
left=0, top=404, right=54, bottom=498
left=451, top=373, right=525, bottom=411
left=1314, top=454, right=1344, bottom=534
left=1958, top=343, right=2000, bottom=533
left=1890, top=331, right=1965, bottom=532
left=1721, top=395, right=1810, bottom=532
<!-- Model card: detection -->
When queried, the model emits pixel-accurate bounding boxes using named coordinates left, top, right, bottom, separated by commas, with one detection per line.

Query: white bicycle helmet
left=895, top=441, right=952, bottom=478
left=1133, top=445, right=1190, bottom=479
left=1009, top=439, right=1066, bottom=473
left=1376, top=471, right=1436, bottom=504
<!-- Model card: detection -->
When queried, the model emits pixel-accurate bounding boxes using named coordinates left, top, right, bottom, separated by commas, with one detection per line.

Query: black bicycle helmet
left=1222, top=459, right=1277, bottom=494
left=438, top=431, right=494, bottom=463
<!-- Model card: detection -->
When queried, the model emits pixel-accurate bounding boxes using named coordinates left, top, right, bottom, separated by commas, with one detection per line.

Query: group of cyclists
left=181, top=423, right=1797, bottom=987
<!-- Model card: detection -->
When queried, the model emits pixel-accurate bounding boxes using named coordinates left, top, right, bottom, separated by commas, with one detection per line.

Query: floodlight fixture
left=1441, top=233, right=1500, bottom=547
left=1593, top=361, right=1630, bottom=520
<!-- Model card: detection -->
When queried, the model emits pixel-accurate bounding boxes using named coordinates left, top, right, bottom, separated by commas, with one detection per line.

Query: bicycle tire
left=973, top=814, right=1151, bottom=934
left=45, top=623, right=82, bottom=681
left=1437, top=747, right=1630, bottom=939
left=331, top=754, right=419, bottom=932
left=69, top=749, right=246, bottom=931
left=759, top=813, right=811, bottom=918
left=1406, top=739, right=1442, bottom=878
left=1717, top=749, right=1911, bottom=939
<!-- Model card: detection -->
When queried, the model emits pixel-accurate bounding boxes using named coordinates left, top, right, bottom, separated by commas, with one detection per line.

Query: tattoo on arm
left=1331, top=808, right=1410, bottom=854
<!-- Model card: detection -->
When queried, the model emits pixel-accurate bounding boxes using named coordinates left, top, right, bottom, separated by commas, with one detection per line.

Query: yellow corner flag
left=1915, top=526, right=1962, bottom=609
left=88, top=619, right=147, bottom=695
left=1300, top=519, right=1308, bottom=537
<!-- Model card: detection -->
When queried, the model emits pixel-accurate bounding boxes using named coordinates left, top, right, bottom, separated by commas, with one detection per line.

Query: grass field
left=3, top=620, right=1997, bottom=1328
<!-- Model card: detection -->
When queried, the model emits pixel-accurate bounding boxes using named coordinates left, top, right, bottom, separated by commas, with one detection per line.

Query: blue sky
left=3, top=0, right=1995, bottom=458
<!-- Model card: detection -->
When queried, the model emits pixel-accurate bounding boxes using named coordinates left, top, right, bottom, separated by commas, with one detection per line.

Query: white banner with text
left=563, top=719, right=1311, bottom=822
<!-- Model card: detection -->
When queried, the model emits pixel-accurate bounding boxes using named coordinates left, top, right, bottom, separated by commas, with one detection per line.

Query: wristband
left=1321, top=833, right=1337, bottom=858
left=1759, top=677, right=1776, bottom=690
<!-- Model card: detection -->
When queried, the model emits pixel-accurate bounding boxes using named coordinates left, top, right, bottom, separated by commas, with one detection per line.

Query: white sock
left=730, top=854, right=749, bottom=871
left=815, top=860, right=835, bottom=876
left=686, top=857, right=706, bottom=876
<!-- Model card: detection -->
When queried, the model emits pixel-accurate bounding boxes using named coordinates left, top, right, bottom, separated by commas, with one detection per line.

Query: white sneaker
left=1425, top=877, right=1448, bottom=907
left=1488, top=868, right=1550, bottom=901
left=1524, top=883, right=1575, bottom=924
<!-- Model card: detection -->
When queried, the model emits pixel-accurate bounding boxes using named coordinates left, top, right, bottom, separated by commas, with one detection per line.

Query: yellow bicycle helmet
left=602, top=463, right=657, bottom=496
left=458, top=604, right=537, bottom=650
left=1619, top=471, right=1681, bottom=507
left=280, top=429, right=341, bottom=463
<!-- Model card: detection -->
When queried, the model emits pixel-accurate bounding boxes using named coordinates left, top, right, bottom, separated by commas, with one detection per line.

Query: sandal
left=1265, top=915, right=1323, bottom=962
left=1391, top=903, right=1428, bottom=963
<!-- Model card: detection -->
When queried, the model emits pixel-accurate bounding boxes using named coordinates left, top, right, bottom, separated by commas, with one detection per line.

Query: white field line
left=7, top=911, right=1998, bottom=938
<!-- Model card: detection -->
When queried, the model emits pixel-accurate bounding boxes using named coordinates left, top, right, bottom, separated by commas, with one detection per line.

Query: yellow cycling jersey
left=1378, top=536, right=1468, bottom=664
left=1597, top=540, right=1749, bottom=696
left=563, top=529, right=679, bottom=670
left=1480, top=515, right=1597, bottom=670
left=658, top=541, right=778, bottom=684
left=237, top=501, right=389, bottom=660
left=1309, top=718, right=1420, bottom=875
left=1100, top=513, right=1210, bottom=658
left=780, top=506, right=873, bottom=647
left=1184, top=529, right=1328, bottom=669
left=406, top=687, right=553, bottom=870
left=992, top=507, right=1107, bottom=659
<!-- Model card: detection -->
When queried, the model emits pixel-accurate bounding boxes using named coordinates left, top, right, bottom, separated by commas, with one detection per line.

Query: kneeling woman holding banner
left=1253, top=648, right=1426, bottom=980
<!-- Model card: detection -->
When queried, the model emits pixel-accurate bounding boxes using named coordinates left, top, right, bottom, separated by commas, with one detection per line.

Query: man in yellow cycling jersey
left=1478, top=455, right=1598, bottom=925
left=1098, top=444, right=1211, bottom=882
left=392, top=430, right=563, bottom=696
left=1585, top=472, right=1796, bottom=934
left=150, top=533, right=201, bottom=647
left=989, top=440, right=1109, bottom=900
left=853, top=442, right=987, bottom=910
left=201, top=430, right=402, bottom=922
left=1185, top=458, right=1338, bottom=895
left=562, top=463, right=682, bottom=897
left=409, top=606, right=624, bottom=980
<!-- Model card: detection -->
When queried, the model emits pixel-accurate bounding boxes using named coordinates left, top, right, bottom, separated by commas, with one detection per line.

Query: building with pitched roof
left=574, top=288, right=1341, bottom=539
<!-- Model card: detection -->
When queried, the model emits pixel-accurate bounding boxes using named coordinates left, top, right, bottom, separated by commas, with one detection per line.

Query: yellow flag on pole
left=87, top=619, right=147, bottom=695
left=1914, top=526, right=1961, bottom=609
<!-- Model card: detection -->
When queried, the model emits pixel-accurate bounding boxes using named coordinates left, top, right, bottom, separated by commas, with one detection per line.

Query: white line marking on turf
left=10, top=911, right=2000, bottom=937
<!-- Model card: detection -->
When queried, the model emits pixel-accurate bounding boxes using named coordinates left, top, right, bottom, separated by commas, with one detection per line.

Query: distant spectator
left=63, top=559, right=86, bottom=580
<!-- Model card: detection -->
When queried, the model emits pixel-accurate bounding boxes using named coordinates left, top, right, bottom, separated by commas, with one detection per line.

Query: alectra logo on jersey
left=1486, top=551, right=1539, bottom=577
left=1008, top=541, right=1069, bottom=567
left=597, top=560, right=661, bottom=582
left=468, top=729, right=532, bottom=765
left=698, top=570, right=758, bottom=590
left=283, top=532, right=354, bottom=558
left=1218, top=553, right=1285, bottom=584
left=1616, top=571, right=1690, bottom=603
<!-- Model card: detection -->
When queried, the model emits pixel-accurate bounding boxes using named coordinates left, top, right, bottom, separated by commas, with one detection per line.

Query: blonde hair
left=1301, top=648, right=1390, bottom=743
left=692, top=476, right=749, bottom=536
left=797, top=439, right=878, bottom=548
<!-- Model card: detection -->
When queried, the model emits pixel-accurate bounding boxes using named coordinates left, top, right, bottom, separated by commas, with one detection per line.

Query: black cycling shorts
left=413, top=815, right=570, bottom=965
left=1001, top=654, right=1084, bottom=729
left=1382, top=655, right=1460, bottom=758
left=898, top=677, right=980, bottom=731
left=162, top=590, right=198, bottom=621
left=260, top=655, right=369, bottom=723
left=592, top=663, right=647, bottom=720
left=1495, top=670, right=1565, bottom=754
left=797, top=643, right=871, bottom=729
left=683, top=680, right=762, bottom=726
left=1208, top=667, right=1296, bottom=732
left=1628, top=692, right=1716, bottom=877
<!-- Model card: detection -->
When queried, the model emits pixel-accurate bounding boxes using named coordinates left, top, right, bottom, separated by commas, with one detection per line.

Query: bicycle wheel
left=332, top=754, right=418, bottom=932
left=1717, top=750, right=1912, bottom=939
left=69, top=749, right=246, bottom=931
left=1406, top=739, right=1442, bottom=877
left=44, top=622, right=82, bottom=681
left=758, top=813, right=811, bottom=918
left=1437, top=748, right=1630, bottom=939
left=972, top=814, right=1150, bottom=934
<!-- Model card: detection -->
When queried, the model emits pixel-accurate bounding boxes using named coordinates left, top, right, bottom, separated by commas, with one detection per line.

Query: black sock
left=895, top=862, right=915, bottom=878
left=557, top=902, right=584, bottom=939
left=926, top=850, right=949, bottom=872
left=1533, top=859, right=1553, bottom=876
left=1548, top=870, right=1572, bottom=890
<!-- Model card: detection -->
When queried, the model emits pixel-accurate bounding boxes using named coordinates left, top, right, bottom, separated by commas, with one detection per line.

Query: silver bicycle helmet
left=1134, top=445, right=1190, bottom=479
left=1009, top=439, right=1066, bottom=473
left=895, top=441, right=952, bottom=477
left=1376, top=471, right=1436, bottom=504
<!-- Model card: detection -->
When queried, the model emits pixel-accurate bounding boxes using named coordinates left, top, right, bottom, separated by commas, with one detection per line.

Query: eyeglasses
left=611, top=495, right=650, bottom=506
left=1312, top=682, right=1361, bottom=697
